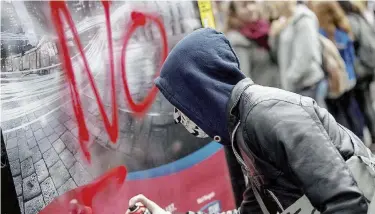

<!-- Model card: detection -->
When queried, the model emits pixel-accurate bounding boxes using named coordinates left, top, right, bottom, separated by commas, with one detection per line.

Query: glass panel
left=1, top=1, right=237, bottom=214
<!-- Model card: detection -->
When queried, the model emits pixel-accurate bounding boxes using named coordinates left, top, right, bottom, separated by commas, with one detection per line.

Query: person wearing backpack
left=339, top=0, right=375, bottom=145
left=314, top=35, right=349, bottom=110
left=312, top=1, right=366, bottom=140
left=268, top=1, right=325, bottom=106
left=225, top=1, right=280, bottom=88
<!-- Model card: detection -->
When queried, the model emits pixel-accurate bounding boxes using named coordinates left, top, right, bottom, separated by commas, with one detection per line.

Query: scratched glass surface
left=1, top=1, right=212, bottom=211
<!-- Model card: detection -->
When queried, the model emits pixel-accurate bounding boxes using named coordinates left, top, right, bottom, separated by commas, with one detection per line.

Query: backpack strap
left=231, top=121, right=285, bottom=214
left=251, top=179, right=271, bottom=214
left=231, top=122, right=269, bottom=214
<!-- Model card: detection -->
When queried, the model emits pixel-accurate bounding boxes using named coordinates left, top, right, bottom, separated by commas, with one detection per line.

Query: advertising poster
left=1, top=1, right=237, bottom=213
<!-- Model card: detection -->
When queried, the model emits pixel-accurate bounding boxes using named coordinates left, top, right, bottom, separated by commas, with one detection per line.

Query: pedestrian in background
left=225, top=1, right=280, bottom=88
left=339, top=0, right=375, bottom=144
left=313, top=1, right=366, bottom=140
left=268, top=1, right=325, bottom=105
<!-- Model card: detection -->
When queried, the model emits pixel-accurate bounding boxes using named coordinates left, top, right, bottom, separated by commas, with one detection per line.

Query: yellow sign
left=197, top=1, right=216, bottom=29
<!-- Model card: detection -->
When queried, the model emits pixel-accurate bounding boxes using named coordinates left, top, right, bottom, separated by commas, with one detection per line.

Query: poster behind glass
left=1, top=1, right=237, bottom=214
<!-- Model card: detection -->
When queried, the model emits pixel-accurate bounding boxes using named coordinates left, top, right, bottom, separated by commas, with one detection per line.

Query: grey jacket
left=227, top=78, right=370, bottom=214
left=348, top=13, right=375, bottom=72
left=226, top=31, right=280, bottom=88
left=269, top=5, right=324, bottom=92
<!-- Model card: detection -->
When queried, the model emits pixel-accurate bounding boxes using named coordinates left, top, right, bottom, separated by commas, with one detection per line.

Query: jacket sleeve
left=286, top=17, right=321, bottom=91
left=347, top=15, right=361, bottom=41
left=246, top=100, right=368, bottom=214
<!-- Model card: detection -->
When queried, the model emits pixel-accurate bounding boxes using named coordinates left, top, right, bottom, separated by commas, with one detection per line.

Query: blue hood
left=155, top=28, right=246, bottom=144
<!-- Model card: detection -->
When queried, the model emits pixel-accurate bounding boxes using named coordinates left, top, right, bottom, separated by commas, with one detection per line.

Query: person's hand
left=126, top=194, right=170, bottom=214
left=69, top=199, right=92, bottom=214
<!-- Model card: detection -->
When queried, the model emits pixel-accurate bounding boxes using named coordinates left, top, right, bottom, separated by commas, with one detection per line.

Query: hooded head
left=155, top=28, right=246, bottom=144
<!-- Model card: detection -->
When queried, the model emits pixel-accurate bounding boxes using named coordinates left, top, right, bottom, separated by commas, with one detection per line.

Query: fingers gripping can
left=129, top=204, right=152, bottom=214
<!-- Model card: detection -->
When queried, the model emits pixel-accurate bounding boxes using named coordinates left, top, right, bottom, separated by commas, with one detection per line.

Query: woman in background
left=225, top=1, right=280, bottom=88
left=339, top=0, right=375, bottom=144
left=268, top=1, right=325, bottom=103
left=313, top=1, right=366, bottom=140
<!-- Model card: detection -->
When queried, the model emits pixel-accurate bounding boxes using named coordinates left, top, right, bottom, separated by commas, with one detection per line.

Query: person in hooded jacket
left=66, top=28, right=373, bottom=214
left=338, top=0, right=375, bottom=145
left=225, top=1, right=280, bottom=88
left=121, top=28, right=372, bottom=214
left=312, top=1, right=366, bottom=140
left=268, top=1, right=325, bottom=105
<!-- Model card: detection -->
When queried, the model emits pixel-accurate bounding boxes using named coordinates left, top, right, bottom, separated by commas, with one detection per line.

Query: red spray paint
left=39, top=166, right=127, bottom=214
left=121, top=11, right=168, bottom=117
left=49, top=1, right=168, bottom=162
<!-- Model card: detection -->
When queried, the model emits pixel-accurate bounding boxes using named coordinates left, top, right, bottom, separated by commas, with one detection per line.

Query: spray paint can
left=128, top=204, right=152, bottom=214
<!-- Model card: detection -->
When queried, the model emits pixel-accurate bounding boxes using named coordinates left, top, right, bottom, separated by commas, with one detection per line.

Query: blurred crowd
left=214, top=0, right=375, bottom=145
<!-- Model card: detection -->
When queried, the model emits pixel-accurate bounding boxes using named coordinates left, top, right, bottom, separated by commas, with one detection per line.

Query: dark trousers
left=326, top=90, right=365, bottom=140
left=354, top=77, right=375, bottom=142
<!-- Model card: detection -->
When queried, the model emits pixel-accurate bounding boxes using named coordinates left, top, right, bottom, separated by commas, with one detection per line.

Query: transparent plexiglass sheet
left=1, top=1, right=236, bottom=213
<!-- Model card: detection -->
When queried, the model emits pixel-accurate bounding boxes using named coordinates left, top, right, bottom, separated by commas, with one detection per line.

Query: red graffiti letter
left=50, top=1, right=168, bottom=162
